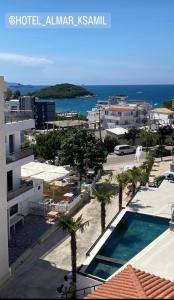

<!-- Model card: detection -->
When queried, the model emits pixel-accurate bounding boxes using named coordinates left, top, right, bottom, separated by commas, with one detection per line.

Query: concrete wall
left=0, top=76, right=10, bottom=285
left=5, top=119, right=35, bottom=135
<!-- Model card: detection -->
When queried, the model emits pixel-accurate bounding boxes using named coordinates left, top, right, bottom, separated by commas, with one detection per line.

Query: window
left=118, top=112, right=122, bottom=116
left=10, top=204, right=18, bottom=216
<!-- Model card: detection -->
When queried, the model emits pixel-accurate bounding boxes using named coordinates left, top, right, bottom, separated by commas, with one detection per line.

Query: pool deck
left=109, top=179, right=174, bottom=282
left=125, top=179, right=174, bottom=282
left=128, top=180, right=174, bottom=218
left=130, top=229, right=174, bottom=281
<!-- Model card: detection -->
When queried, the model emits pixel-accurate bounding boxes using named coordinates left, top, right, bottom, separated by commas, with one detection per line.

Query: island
left=29, top=83, right=94, bottom=99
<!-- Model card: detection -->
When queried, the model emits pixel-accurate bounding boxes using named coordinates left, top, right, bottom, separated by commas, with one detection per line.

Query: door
left=7, top=170, right=13, bottom=191
left=9, top=134, right=14, bottom=154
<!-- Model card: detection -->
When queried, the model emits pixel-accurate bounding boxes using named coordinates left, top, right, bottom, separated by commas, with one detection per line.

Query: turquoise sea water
left=10, top=84, right=174, bottom=115
left=86, top=211, right=169, bottom=280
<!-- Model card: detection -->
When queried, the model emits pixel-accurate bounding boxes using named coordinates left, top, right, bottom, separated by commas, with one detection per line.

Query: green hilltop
left=30, top=83, right=94, bottom=99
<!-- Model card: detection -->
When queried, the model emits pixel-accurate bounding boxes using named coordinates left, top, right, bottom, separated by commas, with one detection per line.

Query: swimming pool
left=86, top=211, right=169, bottom=280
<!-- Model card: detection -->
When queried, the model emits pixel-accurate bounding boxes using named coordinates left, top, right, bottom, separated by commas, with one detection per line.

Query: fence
left=29, top=169, right=101, bottom=217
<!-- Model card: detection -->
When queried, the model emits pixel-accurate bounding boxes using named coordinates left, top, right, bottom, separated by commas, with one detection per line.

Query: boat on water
left=136, top=91, right=143, bottom=94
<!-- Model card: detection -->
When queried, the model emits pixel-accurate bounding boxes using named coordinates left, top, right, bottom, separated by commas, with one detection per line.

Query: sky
left=1, top=0, right=174, bottom=85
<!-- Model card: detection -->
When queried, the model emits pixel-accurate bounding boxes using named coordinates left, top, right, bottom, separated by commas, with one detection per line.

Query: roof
left=106, top=127, right=128, bottom=136
left=85, top=265, right=174, bottom=299
left=21, top=162, right=69, bottom=183
left=106, top=106, right=133, bottom=112
left=151, top=107, right=174, bottom=114
left=45, top=120, right=88, bottom=127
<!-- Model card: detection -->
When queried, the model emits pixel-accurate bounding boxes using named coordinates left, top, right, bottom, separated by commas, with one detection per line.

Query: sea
left=9, top=84, right=174, bottom=116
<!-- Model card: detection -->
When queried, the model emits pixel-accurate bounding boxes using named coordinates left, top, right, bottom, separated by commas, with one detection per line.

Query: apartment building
left=88, top=101, right=151, bottom=129
left=5, top=109, right=44, bottom=239
left=150, top=107, right=174, bottom=126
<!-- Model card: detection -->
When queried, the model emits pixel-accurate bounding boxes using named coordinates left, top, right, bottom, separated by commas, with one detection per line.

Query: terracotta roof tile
left=85, top=265, right=174, bottom=299
left=107, top=107, right=133, bottom=112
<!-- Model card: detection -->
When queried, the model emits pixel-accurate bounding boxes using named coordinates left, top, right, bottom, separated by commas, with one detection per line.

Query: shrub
left=152, top=146, right=171, bottom=158
left=21, top=140, right=30, bottom=149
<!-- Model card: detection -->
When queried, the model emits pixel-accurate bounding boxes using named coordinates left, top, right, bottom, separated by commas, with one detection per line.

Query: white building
left=5, top=111, right=43, bottom=240
left=0, top=76, right=10, bottom=285
left=87, top=105, right=105, bottom=129
left=0, top=76, right=44, bottom=285
left=9, top=99, right=20, bottom=111
left=150, top=108, right=174, bottom=126
left=87, top=100, right=151, bottom=130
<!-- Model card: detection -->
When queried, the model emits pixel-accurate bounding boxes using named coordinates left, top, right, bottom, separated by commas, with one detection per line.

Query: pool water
left=86, top=211, right=169, bottom=280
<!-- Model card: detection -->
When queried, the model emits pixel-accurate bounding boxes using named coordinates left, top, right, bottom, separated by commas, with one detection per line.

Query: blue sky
left=0, top=0, right=174, bottom=85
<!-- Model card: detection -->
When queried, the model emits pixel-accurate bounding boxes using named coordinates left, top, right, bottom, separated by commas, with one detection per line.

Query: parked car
left=160, top=171, right=174, bottom=180
left=114, top=145, right=136, bottom=155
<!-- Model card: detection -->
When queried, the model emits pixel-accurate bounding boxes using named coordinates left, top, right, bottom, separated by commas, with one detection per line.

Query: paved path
left=104, top=152, right=146, bottom=171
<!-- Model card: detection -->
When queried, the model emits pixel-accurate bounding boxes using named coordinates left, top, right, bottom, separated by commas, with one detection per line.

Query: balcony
left=5, top=110, right=33, bottom=123
left=7, top=180, right=33, bottom=201
left=6, top=147, right=33, bottom=164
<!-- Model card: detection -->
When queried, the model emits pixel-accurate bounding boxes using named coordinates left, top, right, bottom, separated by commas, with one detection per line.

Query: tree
left=138, top=128, right=156, bottom=154
left=127, top=167, right=142, bottom=195
left=94, top=185, right=115, bottom=234
left=157, top=125, right=173, bottom=146
left=124, top=127, right=140, bottom=145
left=164, top=100, right=173, bottom=110
left=104, top=135, right=119, bottom=153
left=4, top=88, right=12, bottom=100
left=58, top=214, right=89, bottom=296
left=59, top=128, right=107, bottom=183
left=13, top=90, right=21, bottom=99
left=34, top=130, right=65, bottom=162
left=115, top=172, right=129, bottom=211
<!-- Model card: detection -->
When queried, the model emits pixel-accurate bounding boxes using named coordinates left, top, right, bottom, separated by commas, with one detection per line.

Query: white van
left=114, top=145, right=136, bottom=155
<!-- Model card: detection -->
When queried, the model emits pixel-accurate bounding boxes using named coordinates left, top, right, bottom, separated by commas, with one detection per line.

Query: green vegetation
left=58, top=214, right=89, bottom=296
left=94, top=184, right=115, bottom=234
left=34, top=128, right=107, bottom=182
left=124, top=127, right=140, bottom=145
left=140, top=151, right=155, bottom=182
left=34, top=130, right=65, bottom=162
left=127, top=166, right=142, bottom=196
left=59, top=128, right=107, bottom=182
left=104, top=135, right=119, bottom=152
left=13, top=90, right=21, bottom=99
left=137, top=128, right=157, bottom=151
left=152, top=146, right=171, bottom=159
left=164, top=100, right=173, bottom=110
left=115, top=172, right=129, bottom=212
left=30, top=83, right=94, bottom=99
left=4, top=88, right=13, bottom=100
left=21, top=140, right=30, bottom=149
left=4, top=88, right=21, bottom=100
left=56, top=114, right=87, bottom=121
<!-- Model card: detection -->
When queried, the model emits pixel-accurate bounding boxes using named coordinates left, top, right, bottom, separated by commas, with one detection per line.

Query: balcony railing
left=5, top=110, right=34, bottom=123
left=7, top=180, right=33, bottom=201
left=6, top=147, right=33, bottom=164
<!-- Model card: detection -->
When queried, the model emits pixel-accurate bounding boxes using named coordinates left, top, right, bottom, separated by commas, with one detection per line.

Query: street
left=104, top=151, right=146, bottom=171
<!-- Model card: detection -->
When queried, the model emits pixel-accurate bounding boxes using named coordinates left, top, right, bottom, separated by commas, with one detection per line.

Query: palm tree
left=127, top=167, right=142, bottom=195
left=58, top=214, right=89, bottom=295
left=94, top=186, right=115, bottom=234
left=115, top=172, right=129, bottom=212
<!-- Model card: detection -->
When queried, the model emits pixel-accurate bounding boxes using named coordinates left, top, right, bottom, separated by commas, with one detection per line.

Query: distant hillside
left=30, top=83, right=94, bottom=99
